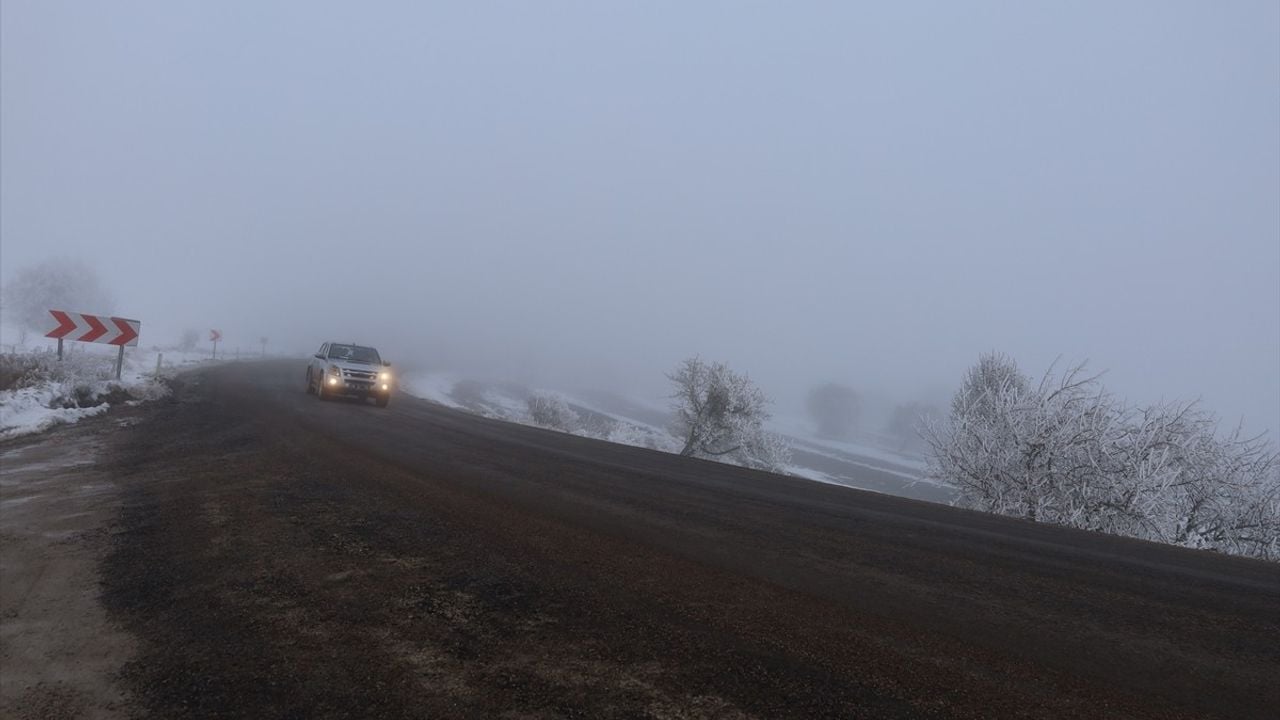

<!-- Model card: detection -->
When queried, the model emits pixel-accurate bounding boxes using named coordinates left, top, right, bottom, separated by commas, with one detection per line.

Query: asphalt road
left=83, top=361, right=1280, bottom=718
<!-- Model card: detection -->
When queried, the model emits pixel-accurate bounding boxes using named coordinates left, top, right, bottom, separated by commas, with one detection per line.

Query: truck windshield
left=327, top=344, right=381, bottom=364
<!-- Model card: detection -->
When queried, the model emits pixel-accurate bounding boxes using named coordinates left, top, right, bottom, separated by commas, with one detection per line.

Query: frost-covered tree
left=806, top=383, right=861, bottom=440
left=526, top=392, right=579, bottom=432
left=952, top=351, right=1029, bottom=422
left=668, top=357, right=790, bottom=471
left=1, top=259, right=115, bottom=336
left=925, top=354, right=1280, bottom=560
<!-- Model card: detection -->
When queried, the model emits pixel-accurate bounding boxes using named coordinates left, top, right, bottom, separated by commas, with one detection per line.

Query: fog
left=3, top=2, right=1278, bottom=439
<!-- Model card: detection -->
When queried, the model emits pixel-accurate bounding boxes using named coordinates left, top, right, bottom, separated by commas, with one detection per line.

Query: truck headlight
left=379, top=372, right=390, bottom=381
left=329, top=365, right=341, bottom=375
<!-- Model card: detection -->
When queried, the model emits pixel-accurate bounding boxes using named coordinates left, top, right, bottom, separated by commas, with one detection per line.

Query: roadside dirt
left=0, top=415, right=141, bottom=720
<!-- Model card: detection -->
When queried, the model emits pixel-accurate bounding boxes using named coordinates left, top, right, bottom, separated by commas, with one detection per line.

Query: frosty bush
left=526, top=393, right=579, bottom=432
left=925, top=353, right=1280, bottom=560
left=0, top=354, right=46, bottom=392
left=1, top=349, right=114, bottom=392
left=668, top=357, right=790, bottom=472
left=576, top=411, right=618, bottom=439
left=606, top=422, right=673, bottom=451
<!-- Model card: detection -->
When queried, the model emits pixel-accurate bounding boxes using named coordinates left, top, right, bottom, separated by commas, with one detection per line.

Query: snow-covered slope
left=398, top=371, right=955, bottom=504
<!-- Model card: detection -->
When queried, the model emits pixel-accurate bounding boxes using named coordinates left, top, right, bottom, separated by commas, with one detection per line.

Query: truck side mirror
left=314, top=353, right=324, bottom=359
left=383, top=361, right=392, bottom=367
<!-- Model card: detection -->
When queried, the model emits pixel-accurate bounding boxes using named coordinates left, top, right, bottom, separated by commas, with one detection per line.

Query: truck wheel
left=305, top=369, right=315, bottom=394
left=375, top=395, right=389, bottom=408
left=317, top=376, right=329, bottom=400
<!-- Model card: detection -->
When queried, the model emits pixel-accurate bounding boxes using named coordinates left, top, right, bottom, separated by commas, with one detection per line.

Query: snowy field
left=398, top=371, right=953, bottom=503
left=400, top=372, right=679, bottom=453
left=0, top=329, right=215, bottom=439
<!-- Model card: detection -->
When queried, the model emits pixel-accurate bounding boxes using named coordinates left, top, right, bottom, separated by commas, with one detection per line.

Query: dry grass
left=1, top=350, right=119, bottom=400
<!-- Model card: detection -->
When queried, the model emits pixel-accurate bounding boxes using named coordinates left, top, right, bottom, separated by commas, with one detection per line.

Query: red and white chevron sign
left=44, top=310, right=141, bottom=347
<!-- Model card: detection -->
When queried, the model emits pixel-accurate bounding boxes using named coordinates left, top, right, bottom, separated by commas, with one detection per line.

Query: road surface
left=4, top=360, right=1278, bottom=719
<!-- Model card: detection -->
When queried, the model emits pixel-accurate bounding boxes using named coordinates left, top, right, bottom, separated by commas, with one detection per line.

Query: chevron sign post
left=45, top=309, right=142, bottom=379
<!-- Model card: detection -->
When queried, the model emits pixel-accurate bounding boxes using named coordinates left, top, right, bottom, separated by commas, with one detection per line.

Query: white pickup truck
left=306, top=342, right=393, bottom=407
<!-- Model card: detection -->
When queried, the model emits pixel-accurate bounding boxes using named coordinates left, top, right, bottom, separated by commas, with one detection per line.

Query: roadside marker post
left=210, top=329, right=222, bottom=360
left=43, top=310, right=141, bottom=380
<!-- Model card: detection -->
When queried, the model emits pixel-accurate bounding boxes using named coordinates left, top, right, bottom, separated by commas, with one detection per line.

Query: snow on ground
left=396, top=371, right=955, bottom=504
left=789, top=441, right=929, bottom=482
left=483, top=386, right=530, bottom=416
left=398, top=372, right=464, bottom=409
left=767, top=413, right=928, bottom=471
left=797, top=436, right=927, bottom=473
left=400, top=372, right=678, bottom=451
left=563, top=395, right=674, bottom=438
left=0, top=383, right=114, bottom=440
left=781, top=464, right=912, bottom=496
left=783, top=465, right=836, bottom=484
left=0, top=336, right=217, bottom=440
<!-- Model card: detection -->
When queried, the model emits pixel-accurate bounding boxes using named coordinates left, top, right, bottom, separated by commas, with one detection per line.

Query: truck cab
left=306, top=342, right=393, bottom=407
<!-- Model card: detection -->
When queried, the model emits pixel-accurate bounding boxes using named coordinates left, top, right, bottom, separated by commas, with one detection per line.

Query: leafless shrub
left=526, top=393, right=579, bottom=432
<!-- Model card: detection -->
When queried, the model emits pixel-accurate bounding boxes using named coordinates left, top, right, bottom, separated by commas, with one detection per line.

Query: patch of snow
left=791, top=435, right=927, bottom=471
left=784, top=465, right=835, bottom=483
left=563, top=395, right=673, bottom=437
left=601, top=421, right=680, bottom=453
left=782, top=464, right=901, bottom=495
left=0, top=344, right=186, bottom=440
left=395, top=373, right=951, bottom=502
left=0, top=385, right=112, bottom=439
left=790, top=445, right=924, bottom=483
left=524, top=388, right=681, bottom=452
left=399, top=372, right=464, bottom=409
left=819, top=456, right=922, bottom=482
left=483, top=387, right=528, bottom=415
left=766, top=414, right=928, bottom=471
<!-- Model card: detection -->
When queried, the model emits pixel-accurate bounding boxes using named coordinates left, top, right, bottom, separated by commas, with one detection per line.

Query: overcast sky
left=3, top=1, right=1278, bottom=436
